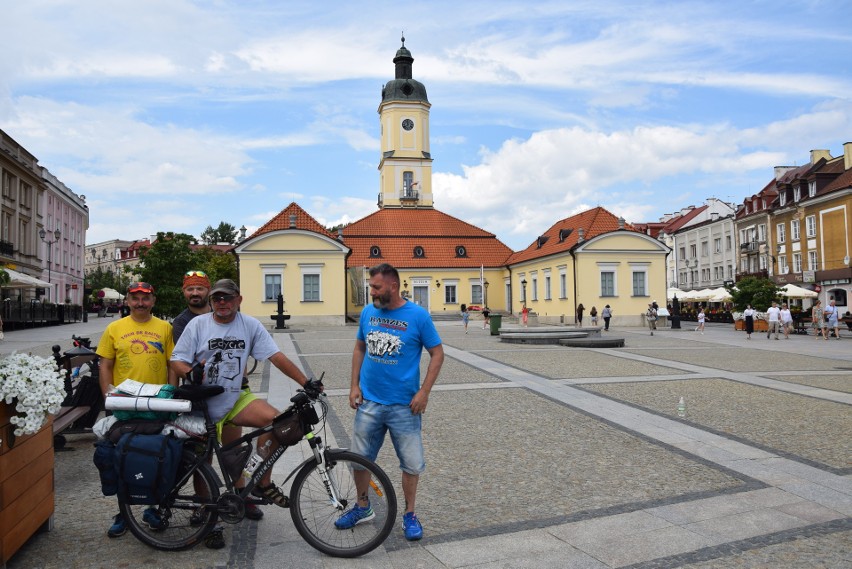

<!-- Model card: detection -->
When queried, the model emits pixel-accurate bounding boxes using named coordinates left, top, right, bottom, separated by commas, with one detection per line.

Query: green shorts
left=216, top=388, right=258, bottom=440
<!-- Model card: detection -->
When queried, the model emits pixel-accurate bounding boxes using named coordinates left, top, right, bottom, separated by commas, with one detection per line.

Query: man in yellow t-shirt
left=96, top=281, right=175, bottom=539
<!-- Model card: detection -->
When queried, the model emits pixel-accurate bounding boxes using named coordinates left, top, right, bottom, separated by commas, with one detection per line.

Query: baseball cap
left=127, top=282, right=155, bottom=294
left=210, top=279, right=240, bottom=296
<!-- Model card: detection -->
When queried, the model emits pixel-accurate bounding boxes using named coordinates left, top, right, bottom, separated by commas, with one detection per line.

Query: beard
left=188, top=296, right=207, bottom=308
left=372, top=291, right=392, bottom=309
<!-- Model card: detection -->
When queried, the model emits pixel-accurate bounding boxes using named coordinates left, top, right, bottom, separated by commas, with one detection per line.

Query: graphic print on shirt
left=365, top=316, right=407, bottom=364
left=205, top=337, right=247, bottom=387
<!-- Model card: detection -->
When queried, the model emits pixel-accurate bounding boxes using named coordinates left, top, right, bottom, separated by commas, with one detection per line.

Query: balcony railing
left=739, top=241, right=759, bottom=252
left=0, top=240, right=13, bottom=257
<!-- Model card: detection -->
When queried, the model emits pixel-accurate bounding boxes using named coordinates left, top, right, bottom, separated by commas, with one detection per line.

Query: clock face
left=402, top=119, right=414, bottom=131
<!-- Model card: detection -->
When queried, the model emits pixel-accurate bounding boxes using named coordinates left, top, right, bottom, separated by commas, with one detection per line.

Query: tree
left=193, top=247, right=238, bottom=283
left=200, top=222, right=238, bottom=245
left=137, top=232, right=199, bottom=317
left=85, top=266, right=121, bottom=291
left=727, top=277, right=781, bottom=311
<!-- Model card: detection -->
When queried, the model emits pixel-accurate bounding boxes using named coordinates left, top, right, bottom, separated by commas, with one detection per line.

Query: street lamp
left=520, top=278, right=527, bottom=306
left=38, top=228, right=61, bottom=301
left=484, top=280, right=489, bottom=307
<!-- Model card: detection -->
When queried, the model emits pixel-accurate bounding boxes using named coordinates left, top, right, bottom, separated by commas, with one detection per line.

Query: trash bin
left=489, top=314, right=502, bottom=336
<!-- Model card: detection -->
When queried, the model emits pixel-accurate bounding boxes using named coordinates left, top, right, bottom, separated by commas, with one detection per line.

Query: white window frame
left=299, top=263, right=323, bottom=302
left=809, top=180, right=816, bottom=197
left=808, top=250, right=817, bottom=270
left=805, top=215, right=816, bottom=237
left=792, top=253, right=802, bottom=274
left=791, top=219, right=800, bottom=241
left=261, top=265, right=285, bottom=302
left=776, top=223, right=786, bottom=244
left=598, top=263, right=619, bottom=297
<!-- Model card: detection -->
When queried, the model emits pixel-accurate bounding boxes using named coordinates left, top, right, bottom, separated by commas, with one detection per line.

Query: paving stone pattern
left=582, top=378, right=851, bottom=472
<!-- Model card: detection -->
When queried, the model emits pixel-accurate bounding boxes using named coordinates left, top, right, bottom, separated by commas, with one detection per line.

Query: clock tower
left=377, top=36, right=433, bottom=209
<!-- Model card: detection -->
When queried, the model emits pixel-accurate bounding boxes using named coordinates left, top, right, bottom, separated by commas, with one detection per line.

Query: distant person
left=602, top=305, right=613, bottom=331
left=812, top=300, right=827, bottom=340
left=460, top=303, right=469, bottom=334
left=824, top=299, right=840, bottom=340
left=844, top=311, right=852, bottom=332
left=766, top=301, right=781, bottom=340
left=780, top=303, right=793, bottom=339
left=743, top=304, right=756, bottom=340
left=589, top=306, right=598, bottom=326
left=646, top=303, right=657, bottom=336
left=521, top=306, right=529, bottom=327
left=695, top=308, right=705, bottom=334
left=481, top=306, right=491, bottom=329
left=576, top=303, right=585, bottom=327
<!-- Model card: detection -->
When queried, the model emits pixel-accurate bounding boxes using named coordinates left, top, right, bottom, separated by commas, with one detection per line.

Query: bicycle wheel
left=290, top=450, right=397, bottom=558
left=121, top=451, right=220, bottom=551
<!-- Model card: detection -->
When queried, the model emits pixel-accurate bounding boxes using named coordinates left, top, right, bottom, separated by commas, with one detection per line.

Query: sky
left=2, top=1, right=851, bottom=251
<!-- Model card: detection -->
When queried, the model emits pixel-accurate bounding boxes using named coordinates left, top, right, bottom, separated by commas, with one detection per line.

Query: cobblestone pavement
left=3, top=320, right=850, bottom=568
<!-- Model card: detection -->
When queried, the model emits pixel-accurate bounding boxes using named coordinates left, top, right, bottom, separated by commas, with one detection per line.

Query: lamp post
left=38, top=228, right=61, bottom=302
left=520, top=278, right=527, bottom=307
left=484, top=280, right=489, bottom=307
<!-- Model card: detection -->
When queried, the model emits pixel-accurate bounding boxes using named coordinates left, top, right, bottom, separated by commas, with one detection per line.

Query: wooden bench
left=52, top=405, right=91, bottom=451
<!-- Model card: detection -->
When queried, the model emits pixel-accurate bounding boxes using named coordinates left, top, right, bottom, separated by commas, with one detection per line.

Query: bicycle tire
left=246, top=356, right=259, bottom=375
left=121, top=450, right=221, bottom=551
left=290, top=450, right=397, bottom=558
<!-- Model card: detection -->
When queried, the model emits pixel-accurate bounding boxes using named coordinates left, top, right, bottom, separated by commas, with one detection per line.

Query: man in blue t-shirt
left=336, top=263, right=444, bottom=541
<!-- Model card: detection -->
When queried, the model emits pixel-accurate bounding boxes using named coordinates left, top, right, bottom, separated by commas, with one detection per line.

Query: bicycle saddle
left=174, top=384, right=225, bottom=401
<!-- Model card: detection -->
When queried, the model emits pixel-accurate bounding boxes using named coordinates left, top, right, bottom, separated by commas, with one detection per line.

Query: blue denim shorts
left=351, top=399, right=425, bottom=475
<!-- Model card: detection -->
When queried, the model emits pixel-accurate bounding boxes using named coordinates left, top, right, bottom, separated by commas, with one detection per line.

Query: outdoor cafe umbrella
left=779, top=283, right=818, bottom=299
left=667, top=287, right=686, bottom=300
left=708, top=287, right=733, bottom=303
left=0, top=267, right=52, bottom=288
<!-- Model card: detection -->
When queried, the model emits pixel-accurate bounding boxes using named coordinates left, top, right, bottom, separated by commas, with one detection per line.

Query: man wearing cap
left=171, top=279, right=311, bottom=509
left=96, top=281, right=175, bottom=538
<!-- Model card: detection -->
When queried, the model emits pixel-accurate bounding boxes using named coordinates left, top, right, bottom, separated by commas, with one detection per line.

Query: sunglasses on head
left=185, top=270, right=208, bottom=278
left=127, top=282, right=154, bottom=294
left=210, top=294, right=236, bottom=304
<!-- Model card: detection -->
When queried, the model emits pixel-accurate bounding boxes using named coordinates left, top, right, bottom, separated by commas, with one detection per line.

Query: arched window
left=413, top=246, right=425, bottom=258
left=370, top=246, right=382, bottom=258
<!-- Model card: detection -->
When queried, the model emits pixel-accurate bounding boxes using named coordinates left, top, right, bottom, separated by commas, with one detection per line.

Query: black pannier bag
left=93, top=439, right=119, bottom=496
left=115, top=433, right=183, bottom=505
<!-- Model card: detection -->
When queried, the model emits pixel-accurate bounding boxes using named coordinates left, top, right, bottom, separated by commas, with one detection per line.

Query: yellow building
left=235, top=39, right=669, bottom=327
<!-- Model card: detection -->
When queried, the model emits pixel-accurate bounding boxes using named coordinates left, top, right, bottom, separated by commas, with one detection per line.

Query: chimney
left=711, top=212, right=719, bottom=221
left=337, top=227, right=344, bottom=242
left=844, top=142, right=852, bottom=171
left=577, top=227, right=585, bottom=243
left=289, top=214, right=297, bottom=228
left=618, top=217, right=625, bottom=229
left=810, top=149, right=831, bottom=164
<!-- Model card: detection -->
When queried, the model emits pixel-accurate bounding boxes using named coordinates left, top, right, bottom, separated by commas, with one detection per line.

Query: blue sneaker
left=334, top=504, right=375, bottom=529
left=143, top=507, right=165, bottom=530
left=402, top=512, right=423, bottom=541
left=107, top=513, right=126, bottom=538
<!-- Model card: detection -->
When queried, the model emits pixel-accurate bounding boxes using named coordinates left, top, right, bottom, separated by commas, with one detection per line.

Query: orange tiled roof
left=249, top=202, right=337, bottom=241
left=342, top=208, right=514, bottom=268
left=506, top=207, right=638, bottom=265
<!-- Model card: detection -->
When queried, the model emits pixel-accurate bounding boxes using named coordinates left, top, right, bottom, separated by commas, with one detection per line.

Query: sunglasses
left=210, top=294, right=237, bottom=304
left=127, top=282, right=154, bottom=293
left=185, top=270, right=208, bottom=278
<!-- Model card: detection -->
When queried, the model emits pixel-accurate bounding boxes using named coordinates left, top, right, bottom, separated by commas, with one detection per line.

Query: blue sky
left=2, top=1, right=851, bottom=250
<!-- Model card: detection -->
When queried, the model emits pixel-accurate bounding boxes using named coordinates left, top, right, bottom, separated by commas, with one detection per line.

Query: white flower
left=0, top=352, right=66, bottom=436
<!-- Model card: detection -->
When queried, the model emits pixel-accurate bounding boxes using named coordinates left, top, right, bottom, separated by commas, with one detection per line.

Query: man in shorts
left=337, top=263, right=444, bottom=541
left=170, top=279, right=310, bottom=507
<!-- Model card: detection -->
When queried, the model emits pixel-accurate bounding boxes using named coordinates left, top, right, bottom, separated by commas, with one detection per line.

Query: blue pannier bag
left=93, top=439, right=119, bottom=496
left=115, top=433, right=183, bottom=505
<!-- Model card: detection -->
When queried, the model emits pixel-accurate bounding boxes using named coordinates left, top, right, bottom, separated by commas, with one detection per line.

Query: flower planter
left=734, top=320, right=744, bottom=331
left=0, top=402, right=55, bottom=566
left=754, top=320, right=768, bottom=331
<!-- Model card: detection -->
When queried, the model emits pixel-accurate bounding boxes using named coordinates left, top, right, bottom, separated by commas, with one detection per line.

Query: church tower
left=377, top=36, right=434, bottom=209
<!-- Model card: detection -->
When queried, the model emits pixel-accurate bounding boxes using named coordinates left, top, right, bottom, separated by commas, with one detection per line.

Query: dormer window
left=793, top=186, right=801, bottom=202
left=809, top=180, right=816, bottom=197
left=779, top=192, right=786, bottom=206
left=413, top=246, right=425, bottom=258
left=455, top=246, right=467, bottom=257
left=370, top=246, right=382, bottom=258
left=536, top=235, right=549, bottom=248
left=558, top=228, right=572, bottom=242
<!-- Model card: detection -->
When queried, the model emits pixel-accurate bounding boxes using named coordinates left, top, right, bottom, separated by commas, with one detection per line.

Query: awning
left=779, top=283, right=818, bottom=299
left=0, top=268, right=53, bottom=288
left=99, top=287, right=124, bottom=300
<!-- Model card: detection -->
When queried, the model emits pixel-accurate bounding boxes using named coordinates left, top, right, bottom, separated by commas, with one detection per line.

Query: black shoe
left=244, top=502, right=264, bottom=520
left=205, top=527, right=226, bottom=549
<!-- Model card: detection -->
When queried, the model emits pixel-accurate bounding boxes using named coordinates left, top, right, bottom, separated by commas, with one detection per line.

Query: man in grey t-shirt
left=171, top=279, right=310, bottom=508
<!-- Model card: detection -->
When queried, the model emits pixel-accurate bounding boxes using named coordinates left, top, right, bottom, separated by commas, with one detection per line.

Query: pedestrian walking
left=576, top=303, right=585, bottom=327
left=743, top=304, right=755, bottom=339
left=481, top=306, right=490, bottom=329
left=461, top=303, right=469, bottom=334
left=812, top=300, right=827, bottom=340
left=824, top=299, right=840, bottom=339
left=780, top=303, right=793, bottom=339
left=602, top=305, right=612, bottom=331
left=521, top=306, right=529, bottom=327
left=766, top=301, right=781, bottom=340
left=695, top=308, right=705, bottom=334
left=646, top=303, right=657, bottom=336
left=590, top=306, right=598, bottom=326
